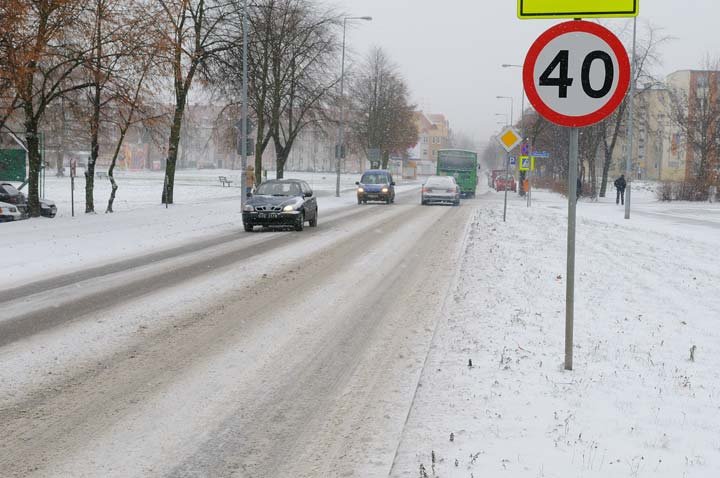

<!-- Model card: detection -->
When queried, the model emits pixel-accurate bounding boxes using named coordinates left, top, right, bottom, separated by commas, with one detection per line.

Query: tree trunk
left=600, top=148, right=612, bottom=197
left=106, top=127, right=129, bottom=213
left=86, top=3, right=102, bottom=213
left=163, top=99, right=185, bottom=204
left=24, top=116, right=42, bottom=217
left=381, top=150, right=390, bottom=169
left=86, top=81, right=100, bottom=212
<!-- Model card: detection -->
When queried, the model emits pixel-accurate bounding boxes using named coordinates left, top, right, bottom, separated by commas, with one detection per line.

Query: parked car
left=0, top=201, right=22, bottom=222
left=0, top=183, right=57, bottom=218
left=242, top=179, right=318, bottom=232
left=490, top=169, right=506, bottom=188
left=421, top=176, right=460, bottom=206
left=0, top=183, right=28, bottom=217
left=40, top=199, right=57, bottom=218
left=495, top=174, right=517, bottom=192
left=356, top=169, right=395, bottom=204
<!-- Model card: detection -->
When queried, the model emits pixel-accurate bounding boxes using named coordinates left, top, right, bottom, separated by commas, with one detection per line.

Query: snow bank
left=393, top=192, right=720, bottom=477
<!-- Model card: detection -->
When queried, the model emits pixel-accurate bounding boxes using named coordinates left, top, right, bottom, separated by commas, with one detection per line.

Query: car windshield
left=255, top=181, right=302, bottom=196
left=427, top=177, right=455, bottom=187
left=360, top=173, right=388, bottom=185
left=1, top=184, right=19, bottom=195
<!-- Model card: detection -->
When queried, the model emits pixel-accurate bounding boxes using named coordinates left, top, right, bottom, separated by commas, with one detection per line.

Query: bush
left=655, top=180, right=717, bottom=201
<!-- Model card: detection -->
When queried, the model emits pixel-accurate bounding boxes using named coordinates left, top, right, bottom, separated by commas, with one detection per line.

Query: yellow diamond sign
left=497, top=127, right=523, bottom=153
left=518, top=0, right=639, bottom=19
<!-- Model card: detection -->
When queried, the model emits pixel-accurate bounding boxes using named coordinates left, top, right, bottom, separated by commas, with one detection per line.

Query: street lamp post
left=494, top=113, right=509, bottom=126
left=502, top=63, right=531, bottom=205
left=501, top=64, right=526, bottom=130
left=496, top=95, right=514, bottom=126
left=240, top=0, right=249, bottom=213
left=336, top=15, right=372, bottom=198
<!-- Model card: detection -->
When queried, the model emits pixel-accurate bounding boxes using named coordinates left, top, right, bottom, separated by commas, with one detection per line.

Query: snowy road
left=0, top=191, right=474, bottom=477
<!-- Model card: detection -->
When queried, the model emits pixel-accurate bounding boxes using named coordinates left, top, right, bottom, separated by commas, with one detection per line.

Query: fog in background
left=330, top=0, right=719, bottom=147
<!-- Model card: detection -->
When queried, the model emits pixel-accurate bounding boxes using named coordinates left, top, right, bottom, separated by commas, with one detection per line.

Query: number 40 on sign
left=523, top=21, right=630, bottom=128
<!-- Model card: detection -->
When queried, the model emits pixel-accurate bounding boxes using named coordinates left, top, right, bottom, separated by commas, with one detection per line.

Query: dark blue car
left=355, top=170, right=395, bottom=204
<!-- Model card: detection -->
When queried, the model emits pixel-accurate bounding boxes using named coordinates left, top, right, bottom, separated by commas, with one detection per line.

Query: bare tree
left=269, top=0, right=339, bottom=179
left=155, top=0, right=238, bottom=204
left=349, top=47, right=417, bottom=168
left=599, top=22, right=671, bottom=196
left=0, top=0, right=93, bottom=216
left=80, top=0, right=154, bottom=213
left=667, top=58, right=720, bottom=184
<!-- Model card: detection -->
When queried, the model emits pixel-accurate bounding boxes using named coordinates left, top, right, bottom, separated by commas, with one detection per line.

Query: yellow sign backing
left=518, top=0, right=639, bottom=19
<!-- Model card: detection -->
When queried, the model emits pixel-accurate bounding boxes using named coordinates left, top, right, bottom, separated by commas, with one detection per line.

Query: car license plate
left=258, top=213, right=278, bottom=219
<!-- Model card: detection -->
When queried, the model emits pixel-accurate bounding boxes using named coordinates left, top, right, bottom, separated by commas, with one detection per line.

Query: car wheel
left=385, top=197, right=391, bottom=205
left=244, top=223, right=254, bottom=232
left=357, top=198, right=362, bottom=205
left=295, top=212, right=304, bottom=231
left=309, top=209, right=318, bottom=227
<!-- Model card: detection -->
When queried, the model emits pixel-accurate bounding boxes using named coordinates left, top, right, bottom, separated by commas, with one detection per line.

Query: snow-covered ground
left=0, top=169, right=420, bottom=287
left=392, top=184, right=720, bottom=477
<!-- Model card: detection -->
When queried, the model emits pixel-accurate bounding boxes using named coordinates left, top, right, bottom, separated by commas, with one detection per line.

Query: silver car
left=421, top=176, right=461, bottom=206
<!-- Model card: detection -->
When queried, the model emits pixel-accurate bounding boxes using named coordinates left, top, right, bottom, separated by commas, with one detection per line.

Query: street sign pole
left=503, top=152, right=510, bottom=222
left=625, top=16, right=637, bottom=220
left=522, top=19, right=631, bottom=372
left=496, top=126, right=523, bottom=222
left=566, top=127, right=579, bottom=370
left=241, top=0, right=249, bottom=213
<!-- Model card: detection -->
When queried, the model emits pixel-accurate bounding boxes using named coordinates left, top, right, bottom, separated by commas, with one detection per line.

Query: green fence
left=0, top=149, right=27, bottom=182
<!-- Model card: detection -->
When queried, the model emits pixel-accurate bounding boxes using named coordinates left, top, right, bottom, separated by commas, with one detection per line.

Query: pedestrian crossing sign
left=519, top=156, right=535, bottom=171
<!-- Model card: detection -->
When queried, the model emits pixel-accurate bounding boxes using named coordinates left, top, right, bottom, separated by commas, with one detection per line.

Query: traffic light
left=335, top=144, right=346, bottom=159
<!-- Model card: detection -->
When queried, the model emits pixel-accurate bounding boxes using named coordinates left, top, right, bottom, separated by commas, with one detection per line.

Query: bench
left=218, top=176, right=233, bottom=187
left=96, top=171, right=109, bottom=179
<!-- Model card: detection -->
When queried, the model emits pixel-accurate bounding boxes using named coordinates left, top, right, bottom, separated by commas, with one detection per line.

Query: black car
left=242, top=179, right=318, bottom=232
left=0, top=183, right=57, bottom=218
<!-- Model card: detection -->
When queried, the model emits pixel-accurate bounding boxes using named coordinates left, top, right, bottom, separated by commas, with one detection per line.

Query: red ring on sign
left=523, top=21, right=630, bottom=128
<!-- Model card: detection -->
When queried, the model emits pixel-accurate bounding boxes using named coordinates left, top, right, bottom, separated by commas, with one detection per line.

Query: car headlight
left=357, top=187, right=364, bottom=193
left=283, top=205, right=295, bottom=212
left=381, top=187, right=389, bottom=193
left=243, top=205, right=255, bottom=212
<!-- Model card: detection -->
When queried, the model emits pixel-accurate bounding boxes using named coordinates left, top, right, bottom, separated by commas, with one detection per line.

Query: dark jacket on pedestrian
left=614, top=175, right=626, bottom=192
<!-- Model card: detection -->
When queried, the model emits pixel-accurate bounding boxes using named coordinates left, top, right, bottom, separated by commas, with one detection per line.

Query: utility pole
left=335, top=16, right=372, bottom=197
left=625, top=16, right=637, bottom=219
left=240, top=0, right=249, bottom=213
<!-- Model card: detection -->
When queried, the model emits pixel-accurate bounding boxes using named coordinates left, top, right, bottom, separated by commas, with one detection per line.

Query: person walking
left=614, top=174, right=627, bottom=205
left=245, top=165, right=255, bottom=197
left=576, top=177, right=582, bottom=203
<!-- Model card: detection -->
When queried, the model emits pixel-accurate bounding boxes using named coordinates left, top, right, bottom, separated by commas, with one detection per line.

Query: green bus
left=437, top=149, right=478, bottom=198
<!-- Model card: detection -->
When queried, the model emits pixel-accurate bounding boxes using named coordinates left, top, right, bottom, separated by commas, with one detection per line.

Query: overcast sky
left=330, top=0, right=719, bottom=146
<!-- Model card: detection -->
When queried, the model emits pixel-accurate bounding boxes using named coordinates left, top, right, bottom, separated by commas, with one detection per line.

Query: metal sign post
left=70, top=159, right=76, bottom=217
left=496, top=126, right=523, bottom=223
left=522, top=20, right=631, bottom=371
left=566, top=128, right=579, bottom=370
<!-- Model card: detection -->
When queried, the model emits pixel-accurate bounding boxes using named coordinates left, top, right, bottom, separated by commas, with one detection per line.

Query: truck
left=436, top=149, right=478, bottom=198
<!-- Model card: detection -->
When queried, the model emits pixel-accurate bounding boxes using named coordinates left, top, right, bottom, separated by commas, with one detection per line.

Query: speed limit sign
left=523, top=21, right=630, bottom=127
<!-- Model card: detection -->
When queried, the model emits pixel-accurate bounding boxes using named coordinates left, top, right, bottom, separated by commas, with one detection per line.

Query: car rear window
left=360, top=173, right=388, bottom=185
left=427, top=177, right=455, bottom=187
